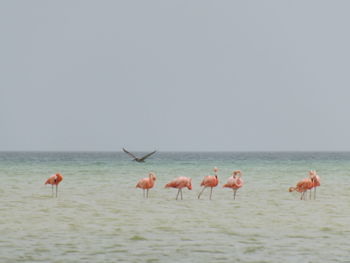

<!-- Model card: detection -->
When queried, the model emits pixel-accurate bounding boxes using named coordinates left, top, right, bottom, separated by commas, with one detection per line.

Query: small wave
left=111, top=249, right=128, bottom=253
left=287, top=235, right=314, bottom=239
left=244, top=246, right=264, bottom=254
left=130, top=235, right=147, bottom=241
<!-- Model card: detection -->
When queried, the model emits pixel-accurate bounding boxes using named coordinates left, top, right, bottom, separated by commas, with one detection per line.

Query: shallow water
left=1, top=152, right=350, bottom=262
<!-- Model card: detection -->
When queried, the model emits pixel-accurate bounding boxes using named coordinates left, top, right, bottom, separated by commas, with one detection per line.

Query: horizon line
left=1, top=150, right=350, bottom=153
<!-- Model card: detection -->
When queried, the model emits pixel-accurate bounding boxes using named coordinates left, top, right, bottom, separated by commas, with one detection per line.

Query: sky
left=1, top=1, right=350, bottom=151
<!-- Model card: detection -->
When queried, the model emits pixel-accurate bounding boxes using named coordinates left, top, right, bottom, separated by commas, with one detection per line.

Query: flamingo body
left=223, top=176, right=244, bottom=189
left=45, top=173, right=63, bottom=185
left=165, top=177, right=192, bottom=200
left=165, top=176, right=192, bottom=190
left=200, top=176, right=219, bottom=187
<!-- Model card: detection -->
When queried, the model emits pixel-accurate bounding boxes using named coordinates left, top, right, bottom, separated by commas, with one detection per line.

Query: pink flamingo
left=165, top=177, right=192, bottom=200
left=45, top=173, right=63, bottom=197
left=223, top=170, right=244, bottom=200
left=198, top=167, right=219, bottom=200
left=136, top=172, right=156, bottom=198
left=289, top=177, right=314, bottom=200
left=309, top=170, right=320, bottom=200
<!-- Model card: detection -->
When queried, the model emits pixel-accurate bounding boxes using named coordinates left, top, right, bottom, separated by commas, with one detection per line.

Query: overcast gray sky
left=1, top=1, right=350, bottom=151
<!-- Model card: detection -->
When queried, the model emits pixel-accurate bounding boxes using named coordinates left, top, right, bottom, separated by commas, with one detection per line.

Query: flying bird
left=122, top=148, right=156, bottom=162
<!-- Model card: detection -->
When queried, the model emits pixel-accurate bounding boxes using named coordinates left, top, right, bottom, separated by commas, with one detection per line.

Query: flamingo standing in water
left=223, top=170, right=244, bottom=200
left=309, top=170, right=320, bottom=200
left=136, top=172, right=156, bottom=198
left=165, top=177, right=192, bottom=200
left=198, top=167, right=219, bottom=200
left=289, top=176, right=314, bottom=200
left=45, top=173, right=63, bottom=197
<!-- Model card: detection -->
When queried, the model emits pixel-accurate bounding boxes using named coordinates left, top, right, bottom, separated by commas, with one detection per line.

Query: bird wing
left=122, top=148, right=138, bottom=159
left=139, top=150, right=157, bottom=161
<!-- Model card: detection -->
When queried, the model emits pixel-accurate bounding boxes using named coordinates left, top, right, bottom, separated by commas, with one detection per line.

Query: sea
left=0, top=152, right=349, bottom=263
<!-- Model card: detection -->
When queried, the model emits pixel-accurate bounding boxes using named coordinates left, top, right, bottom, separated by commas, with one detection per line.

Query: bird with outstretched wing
left=122, top=148, right=156, bottom=162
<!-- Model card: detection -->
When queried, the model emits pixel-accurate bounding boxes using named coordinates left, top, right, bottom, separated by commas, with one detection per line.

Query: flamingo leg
left=309, top=190, right=312, bottom=200
left=56, top=185, right=58, bottom=198
left=51, top=185, right=54, bottom=197
left=209, top=187, right=213, bottom=200
left=146, top=189, right=149, bottom=198
left=176, top=189, right=180, bottom=200
left=180, top=188, right=183, bottom=200
left=198, top=187, right=206, bottom=199
left=314, top=187, right=317, bottom=200
left=233, top=189, right=237, bottom=200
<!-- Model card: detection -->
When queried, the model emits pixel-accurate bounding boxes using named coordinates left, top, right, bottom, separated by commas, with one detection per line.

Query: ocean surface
left=1, top=152, right=350, bottom=263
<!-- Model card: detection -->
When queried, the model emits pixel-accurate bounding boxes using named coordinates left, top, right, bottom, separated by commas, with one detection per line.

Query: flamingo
left=198, top=167, right=219, bottom=200
left=45, top=173, right=63, bottom=197
left=289, top=177, right=314, bottom=200
left=136, top=172, right=156, bottom=198
left=309, top=170, right=320, bottom=200
left=165, top=177, right=192, bottom=200
left=223, top=170, right=244, bottom=200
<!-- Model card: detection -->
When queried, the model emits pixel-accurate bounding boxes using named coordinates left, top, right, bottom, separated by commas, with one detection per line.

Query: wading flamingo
left=45, top=173, right=63, bottom=197
left=165, top=177, right=192, bottom=200
left=309, top=170, right=320, bottom=200
left=198, top=167, right=219, bottom=200
left=136, top=172, right=156, bottom=198
left=223, top=170, right=244, bottom=200
left=289, top=177, right=314, bottom=200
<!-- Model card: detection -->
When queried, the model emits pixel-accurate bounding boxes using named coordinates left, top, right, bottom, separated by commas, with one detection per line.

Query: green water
left=1, top=152, right=350, bottom=262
